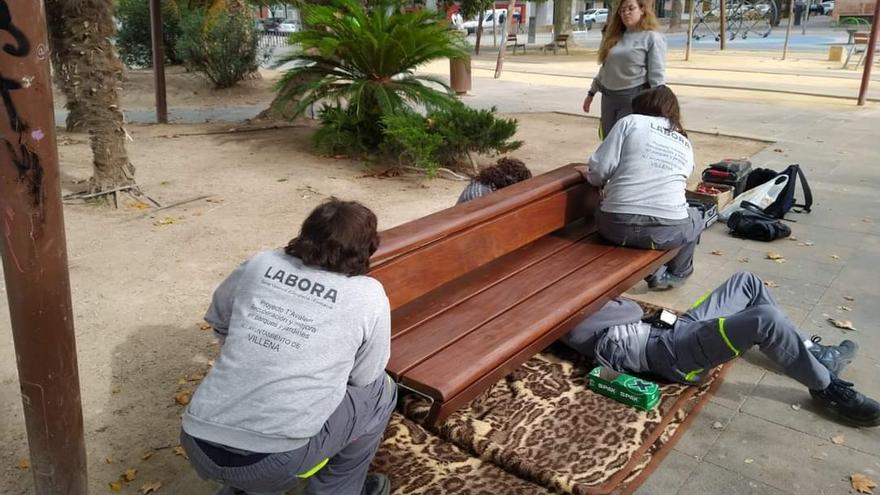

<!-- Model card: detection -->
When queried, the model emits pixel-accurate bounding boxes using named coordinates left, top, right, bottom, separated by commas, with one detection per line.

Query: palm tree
left=273, top=0, right=468, bottom=126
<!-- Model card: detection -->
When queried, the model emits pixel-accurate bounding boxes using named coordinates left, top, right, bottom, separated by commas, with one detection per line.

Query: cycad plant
left=274, top=0, right=468, bottom=151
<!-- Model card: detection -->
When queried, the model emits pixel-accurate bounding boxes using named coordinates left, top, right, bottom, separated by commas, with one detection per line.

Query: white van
left=462, top=9, right=517, bottom=34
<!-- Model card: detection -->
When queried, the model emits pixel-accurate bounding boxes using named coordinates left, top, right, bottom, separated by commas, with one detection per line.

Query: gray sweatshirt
left=182, top=250, right=391, bottom=453
left=561, top=299, right=650, bottom=373
left=587, top=114, right=694, bottom=220
left=590, top=30, right=667, bottom=93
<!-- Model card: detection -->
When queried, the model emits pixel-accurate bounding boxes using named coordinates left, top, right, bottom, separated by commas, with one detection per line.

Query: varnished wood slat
left=386, top=237, right=613, bottom=377
left=390, top=221, right=595, bottom=340
left=371, top=164, right=586, bottom=267
left=401, top=247, right=675, bottom=401
left=372, top=184, right=589, bottom=310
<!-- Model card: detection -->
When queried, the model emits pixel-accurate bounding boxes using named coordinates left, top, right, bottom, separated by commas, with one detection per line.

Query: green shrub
left=175, top=8, right=260, bottom=88
left=313, top=105, right=383, bottom=155
left=381, top=104, right=522, bottom=174
left=115, top=0, right=182, bottom=67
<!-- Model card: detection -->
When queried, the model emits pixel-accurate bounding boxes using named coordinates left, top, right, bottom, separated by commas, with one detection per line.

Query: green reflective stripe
left=717, top=317, right=740, bottom=357
left=297, top=457, right=329, bottom=479
left=690, top=290, right=712, bottom=309
left=684, top=368, right=704, bottom=382
left=598, top=120, right=604, bottom=141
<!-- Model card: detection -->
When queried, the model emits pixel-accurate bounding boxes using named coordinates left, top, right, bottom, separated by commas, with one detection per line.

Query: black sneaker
left=647, top=272, right=689, bottom=291
left=808, top=335, right=858, bottom=376
left=810, top=377, right=880, bottom=427
left=362, top=473, right=391, bottom=495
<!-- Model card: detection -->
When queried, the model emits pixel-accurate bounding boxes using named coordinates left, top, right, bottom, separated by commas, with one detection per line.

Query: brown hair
left=631, top=85, right=687, bottom=137
left=598, top=0, right=660, bottom=64
left=285, top=198, right=379, bottom=276
left=476, top=157, right=532, bottom=190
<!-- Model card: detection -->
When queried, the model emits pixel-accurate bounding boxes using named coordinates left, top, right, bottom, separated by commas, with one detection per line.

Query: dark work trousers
left=181, top=374, right=397, bottom=495
left=597, top=208, right=704, bottom=279
left=645, top=272, right=831, bottom=389
left=599, top=85, right=647, bottom=138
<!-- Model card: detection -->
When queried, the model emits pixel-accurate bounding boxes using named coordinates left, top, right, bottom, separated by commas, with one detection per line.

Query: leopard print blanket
left=374, top=344, right=727, bottom=495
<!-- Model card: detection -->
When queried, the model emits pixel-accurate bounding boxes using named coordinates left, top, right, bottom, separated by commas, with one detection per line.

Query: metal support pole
left=782, top=0, right=795, bottom=59
left=720, top=0, right=726, bottom=50
left=686, top=0, right=696, bottom=61
left=149, top=0, right=168, bottom=123
left=0, top=1, right=88, bottom=493
left=857, top=0, right=880, bottom=105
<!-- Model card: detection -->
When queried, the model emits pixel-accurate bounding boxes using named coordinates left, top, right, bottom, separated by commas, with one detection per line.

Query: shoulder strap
left=741, top=201, right=776, bottom=220
left=792, top=164, right=812, bottom=213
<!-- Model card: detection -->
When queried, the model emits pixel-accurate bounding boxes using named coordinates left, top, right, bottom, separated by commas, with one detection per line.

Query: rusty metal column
left=149, top=0, right=168, bottom=123
left=0, top=1, right=88, bottom=494
left=857, top=0, right=880, bottom=105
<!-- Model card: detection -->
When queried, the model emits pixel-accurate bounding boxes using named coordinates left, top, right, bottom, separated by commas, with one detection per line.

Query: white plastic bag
left=719, top=174, right=788, bottom=221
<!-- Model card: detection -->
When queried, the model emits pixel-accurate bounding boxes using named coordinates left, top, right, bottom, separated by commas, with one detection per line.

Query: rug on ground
left=372, top=341, right=730, bottom=495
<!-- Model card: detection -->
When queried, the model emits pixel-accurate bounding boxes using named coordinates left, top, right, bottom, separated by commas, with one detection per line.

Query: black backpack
left=763, top=164, right=812, bottom=219
left=727, top=202, right=792, bottom=242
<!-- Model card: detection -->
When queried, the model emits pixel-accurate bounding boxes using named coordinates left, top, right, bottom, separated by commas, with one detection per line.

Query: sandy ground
left=1, top=95, right=767, bottom=495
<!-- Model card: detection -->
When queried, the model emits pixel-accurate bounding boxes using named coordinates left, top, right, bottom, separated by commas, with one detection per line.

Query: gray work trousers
left=645, top=272, right=831, bottom=389
left=597, top=208, right=704, bottom=278
left=181, top=374, right=397, bottom=495
left=599, top=85, right=646, bottom=138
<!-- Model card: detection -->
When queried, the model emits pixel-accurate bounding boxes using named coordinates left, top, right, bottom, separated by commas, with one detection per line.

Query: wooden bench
left=543, top=33, right=570, bottom=55
left=369, top=164, right=676, bottom=426
left=843, top=32, right=878, bottom=69
left=506, top=33, right=526, bottom=54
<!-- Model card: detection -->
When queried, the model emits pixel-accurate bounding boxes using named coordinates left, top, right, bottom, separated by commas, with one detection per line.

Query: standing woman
left=583, top=0, right=666, bottom=139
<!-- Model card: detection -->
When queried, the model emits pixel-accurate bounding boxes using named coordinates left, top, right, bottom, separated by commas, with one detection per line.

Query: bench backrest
left=507, top=33, right=518, bottom=41
left=854, top=32, right=869, bottom=43
left=556, top=34, right=570, bottom=42
left=370, top=164, right=594, bottom=310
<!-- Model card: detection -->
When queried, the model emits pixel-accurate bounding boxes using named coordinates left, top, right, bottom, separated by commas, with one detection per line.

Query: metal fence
left=259, top=32, right=291, bottom=48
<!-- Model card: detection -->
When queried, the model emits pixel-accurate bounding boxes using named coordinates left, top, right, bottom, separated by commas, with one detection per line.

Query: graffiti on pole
left=0, top=0, right=46, bottom=207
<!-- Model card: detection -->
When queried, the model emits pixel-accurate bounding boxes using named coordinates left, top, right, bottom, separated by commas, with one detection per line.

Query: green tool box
left=588, top=366, right=661, bottom=411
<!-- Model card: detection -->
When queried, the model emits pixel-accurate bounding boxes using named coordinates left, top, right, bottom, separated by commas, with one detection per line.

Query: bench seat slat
left=390, top=221, right=594, bottom=340
left=387, top=235, right=612, bottom=378
left=400, top=247, right=673, bottom=402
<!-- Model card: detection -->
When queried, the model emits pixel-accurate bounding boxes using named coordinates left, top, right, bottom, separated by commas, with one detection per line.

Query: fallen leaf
left=831, top=434, right=845, bottom=445
left=173, top=446, right=190, bottom=460
left=830, top=254, right=840, bottom=260
left=844, top=296, right=855, bottom=302
left=773, top=148, right=784, bottom=152
left=744, top=458, right=754, bottom=464
left=207, top=359, right=215, bottom=367
left=153, top=217, right=177, bottom=226
left=122, top=467, right=138, bottom=482
left=737, top=256, right=750, bottom=263
left=187, top=371, right=206, bottom=382
left=109, top=481, right=123, bottom=492
left=812, top=452, right=828, bottom=461
left=766, top=252, right=785, bottom=261
left=788, top=236, right=799, bottom=241
left=141, top=451, right=154, bottom=461
left=111, top=386, right=122, bottom=394
left=198, top=323, right=212, bottom=331
left=276, top=178, right=288, bottom=182
left=711, top=421, right=724, bottom=430
left=105, top=457, right=114, bottom=464
left=827, top=318, right=857, bottom=331
left=177, top=377, right=187, bottom=386
left=838, top=306, right=852, bottom=312
left=140, top=480, right=163, bottom=494
left=174, top=391, right=191, bottom=406
left=16, top=458, right=30, bottom=470
left=791, top=404, right=801, bottom=411
left=798, top=241, right=814, bottom=247
left=710, top=250, right=724, bottom=256
left=764, top=280, right=780, bottom=288
left=851, top=473, right=877, bottom=494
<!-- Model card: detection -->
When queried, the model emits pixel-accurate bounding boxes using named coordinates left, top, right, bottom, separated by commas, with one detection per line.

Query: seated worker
left=580, top=85, right=702, bottom=291
left=181, top=198, right=396, bottom=495
left=457, top=157, right=532, bottom=204
left=561, top=271, right=879, bottom=427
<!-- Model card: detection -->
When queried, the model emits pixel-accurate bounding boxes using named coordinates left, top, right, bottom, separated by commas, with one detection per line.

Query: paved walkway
left=423, top=50, right=880, bottom=495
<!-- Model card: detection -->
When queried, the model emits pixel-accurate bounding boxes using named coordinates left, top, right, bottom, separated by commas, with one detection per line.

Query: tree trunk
left=45, top=0, right=88, bottom=131
left=53, top=0, right=136, bottom=192
left=553, top=0, right=573, bottom=44
left=475, top=10, right=485, bottom=54
left=494, top=0, right=517, bottom=78
left=669, top=0, right=684, bottom=31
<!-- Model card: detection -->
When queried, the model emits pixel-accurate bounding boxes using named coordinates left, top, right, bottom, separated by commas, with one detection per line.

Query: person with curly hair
left=456, top=157, right=533, bottom=204
left=181, top=198, right=395, bottom=495
left=583, top=0, right=666, bottom=139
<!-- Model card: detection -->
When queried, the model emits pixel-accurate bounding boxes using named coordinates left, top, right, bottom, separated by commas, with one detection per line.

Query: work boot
left=808, top=335, right=858, bottom=376
left=362, top=473, right=391, bottom=495
left=810, top=377, right=880, bottom=427
left=646, top=272, right=689, bottom=291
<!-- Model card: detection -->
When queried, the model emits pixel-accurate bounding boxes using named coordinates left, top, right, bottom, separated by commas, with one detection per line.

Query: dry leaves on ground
left=764, top=280, right=780, bottom=288
left=173, top=446, right=190, bottom=460
left=830, top=254, right=840, bottom=260
left=828, top=318, right=857, bottom=331
left=122, top=468, right=138, bottom=482
left=710, top=250, right=724, bottom=256
left=109, top=481, right=123, bottom=492
left=16, top=458, right=30, bottom=470
left=141, top=451, right=154, bottom=461
left=140, top=481, right=163, bottom=494
left=766, top=252, right=785, bottom=263
left=790, top=404, right=801, bottom=411
left=175, top=390, right=192, bottom=406
left=198, top=323, right=212, bottom=331
left=838, top=306, right=853, bottom=312
left=153, top=217, right=177, bottom=226
left=831, top=434, right=845, bottom=445
left=737, top=256, right=750, bottom=263
left=844, top=296, right=856, bottom=302
left=798, top=241, right=814, bottom=247
left=851, top=473, right=877, bottom=494
left=711, top=421, right=724, bottom=430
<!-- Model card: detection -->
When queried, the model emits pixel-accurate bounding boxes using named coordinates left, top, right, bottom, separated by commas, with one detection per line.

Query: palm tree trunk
left=52, top=0, right=136, bottom=192
left=45, top=0, right=87, bottom=131
left=669, top=0, right=684, bottom=32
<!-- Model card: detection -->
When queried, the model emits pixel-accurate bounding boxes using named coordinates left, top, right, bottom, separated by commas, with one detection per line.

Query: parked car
left=461, top=9, right=519, bottom=34
left=277, top=20, right=300, bottom=33
left=574, top=9, right=596, bottom=24
left=582, top=8, right=608, bottom=28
